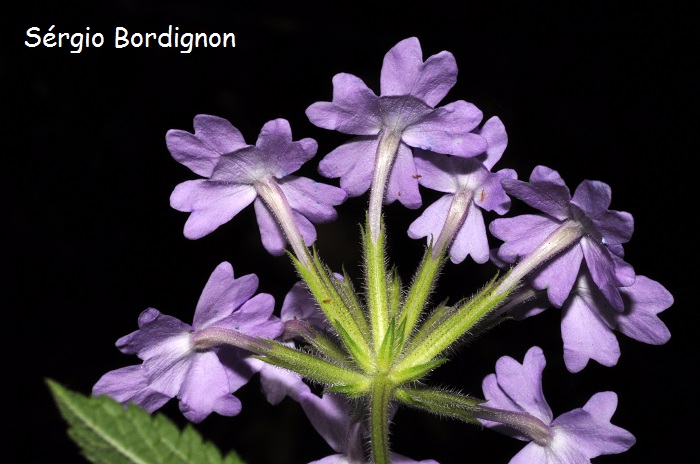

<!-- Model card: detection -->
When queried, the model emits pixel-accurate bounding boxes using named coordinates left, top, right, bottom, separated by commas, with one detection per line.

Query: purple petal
left=580, top=392, right=636, bottom=455
left=413, top=151, right=461, bottom=193
left=476, top=168, right=517, bottom=215
left=380, top=37, right=457, bottom=107
left=252, top=357, right=311, bottom=405
left=306, top=73, right=382, bottom=135
left=217, top=347, right=258, bottom=392
left=253, top=197, right=287, bottom=255
left=216, top=293, right=282, bottom=339
left=318, top=135, right=378, bottom=197
left=477, top=116, right=509, bottom=169
left=493, top=346, right=553, bottom=424
left=166, top=115, right=249, bottom=177
left=554, top=392, right=635, bottom=458
left=178, top=351, right=242, bottom=422
left=390, top=453, right=440, bottom=464
left=403, top=100, right=487, bottom=157
left=561, top=291, right=620, bottom=373
left=92, top=365, right=170, bottom=413
left=281, top=281, right=332, bottom=331
left=530, top=245, right=584, bottom=308
left=615, top=276, right=672, bottom=344
left=451, top=204, right=489, bottom=264
left=612, top=254, right=636, bottom=287
left=379, top=95, right=435, bottom=129
left=279, top=176, right=347, bottom=223
left=408, top=194, right=452, bottom=242
left=193, top=262, right=259, bottom=329
left=170, top=179, right=257, bottom=239
left=490, top=215, right=560, bottom=264
left=116, top=308, right=191, bottom=358
left=501, top=166, right=571, bottom=220
left=595, top=210, right=634, bottom=246
left=299, top=392, right=353, bottom=454
left=255, top=119, right=317, bottom=177
left=507, top=443, right=552, bottom=464
left=385, top=142, right=422, bottom=208
left=294, top=209, right=318, bottom=247
left=580, top=239, right=624, bottom=311
left=571, top=180, right=611, bottom=217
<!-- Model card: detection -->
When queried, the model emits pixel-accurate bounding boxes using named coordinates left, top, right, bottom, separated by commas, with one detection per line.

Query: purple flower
left=307, top=37, right=488, bottom=209
left=490, top=165, right=635, bottom=310
left=299, top=391, right=439, bottom=464
left=167, top=116, right=347, bottom=257
left=560, top=270, right=672, bottom=372
left=408, top=117, right=516, bottom=263
left=480, top=346, right=635, bottom=463
left=252, top=278, right=339, bottom=406
left=93, top=262, right=284, bottom=422
left=281, top=280, right=332, bottom=334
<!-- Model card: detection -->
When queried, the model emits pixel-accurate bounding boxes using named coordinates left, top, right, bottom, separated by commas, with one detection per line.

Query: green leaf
left=391, top=358, right=447, bottom=384
left=47, top=379, right=245, bottom=464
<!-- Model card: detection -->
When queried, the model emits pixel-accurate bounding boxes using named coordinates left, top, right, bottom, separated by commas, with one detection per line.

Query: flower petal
left=385, top=142, right=422, bottom=208
left=403, top=100, right=487, bottom=157
left=561, top=290, right=620, bottom=373
left=490, top=214, right=560, bottom=264
left=451, top=205, right=489, bottom=264
left=178, top=351, right=242, bottom=423
left=255, top=119, right=318, bottom=177
left=476, top=168, right=517, bottom=215
left=615, top=276, right=672, bottom=344
left=252, top=358, right=311, bottom=405
left=193, top=262, right=259, bottom=329
left=501, top=166, right=571, bottom=220
left=92, top=365, right=171, bottom=413
left=299, top=392, right=353, bottom=455
left=170, top=179, right=257, bottom=239
left=253, top=197, right=287, bottom=255
left=530, top=245, right=584, bottom=308
left=477, top=116, right=509, bottom=169
left=580, top=238, right=624, bottom=311
left=408, top=194, right=452, bottom=242
left=318, top=135, right=378, bottom=197
left=554, top=392, right=635, bottom=458
left=493, top=346, right=553, bottom=424
left=380, top=37, right=457, bottom=107
left=166, top=114, right=249, bottom=177
left=306, top=73, right=382, bottom=135
left=413, top=150, right=461, bottom=193
left=279, top=176, right=348, bottom=223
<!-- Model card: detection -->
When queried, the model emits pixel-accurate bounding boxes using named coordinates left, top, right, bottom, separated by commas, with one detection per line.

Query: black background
left=7, top=1, right=694, bottom=463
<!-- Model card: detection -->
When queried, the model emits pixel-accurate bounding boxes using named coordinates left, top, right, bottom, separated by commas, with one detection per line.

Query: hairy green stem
left=369, top=377, right=392, bottom=464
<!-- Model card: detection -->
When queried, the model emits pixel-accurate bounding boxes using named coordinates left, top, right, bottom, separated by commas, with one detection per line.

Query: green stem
left=292, top=253, right=374, bottom=371
left=257, top=340, right=370, bottom=393
left=397, top=279, right=508, bottom=371
left=364, top=220, right=390, bottom=354
left=369, top=376, right=392, bottom=464
left=398, top=247, right=444, bottom=344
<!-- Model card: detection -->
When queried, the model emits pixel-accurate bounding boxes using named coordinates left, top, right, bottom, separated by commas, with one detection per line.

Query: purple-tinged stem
left=473, top=405, right=555, bottom=446
left=191, top=326, right=273, bottom=354
left=255, top=178, right=310, bottom=267
left=431, top=188, right=473, bottom=260
left=368, top=129, right=402, bottom=243
left=494, top=219, right=584, bottom=297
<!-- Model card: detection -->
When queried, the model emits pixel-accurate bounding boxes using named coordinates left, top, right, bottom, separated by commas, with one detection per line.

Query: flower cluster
left=92, top=37, right=672, bottom=464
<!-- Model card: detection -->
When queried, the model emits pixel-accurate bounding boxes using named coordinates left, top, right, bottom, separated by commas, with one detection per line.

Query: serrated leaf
left=47, top=379, right=245, bottom=464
